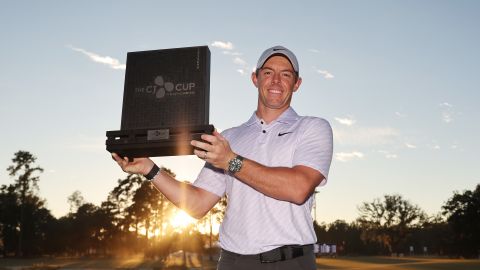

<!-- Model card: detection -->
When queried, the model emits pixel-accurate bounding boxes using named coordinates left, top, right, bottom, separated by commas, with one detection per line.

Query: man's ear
left=293, top=77, right=302, bottom=92
left=251, top=72, right=259, bottom=87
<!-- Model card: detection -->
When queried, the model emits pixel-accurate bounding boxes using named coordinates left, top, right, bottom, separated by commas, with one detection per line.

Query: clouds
left=335, top=151, right=364, bottom=162
left=332, top=116, right=401, bottom=162
left=213, top=42, right=337, bottom=78
left=309, top=48, right=334, bottom=79
left=211, top=40, right=251, bottom=75
left=334, top=126, right=400, bottom=147
left=394, top=102, right=458, bottom=124
left=378, top=150, right=398, bottom=159
left=332, top=113, right=440, bottom=161
left=439, top=102, right=456, bottom=123
left=404, top=143, right=417, bottom=149
left=332, top=114, right=457, bottom=162
left=68, top=45, right=125, bottom=70
left=333, top=114, right=398, bottom=161
left=233, top=57, right=246, bottom=66
left=315, top=69, right=335, bottom=79
left=332, top=101, right=465, bottom=163
left=211, top=41, right=234, bottom=50
left=334, top=116, right=356, bottom=126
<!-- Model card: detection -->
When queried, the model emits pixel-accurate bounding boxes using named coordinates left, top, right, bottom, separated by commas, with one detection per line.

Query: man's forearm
left=188, top=131, right=324, bottom=204
left=233, top=158, right=323, bottom=205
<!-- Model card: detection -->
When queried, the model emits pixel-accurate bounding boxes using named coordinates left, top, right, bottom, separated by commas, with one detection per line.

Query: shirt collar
left=276, top=107, right=300, bottom=124
left=245, top=107, right=300, bottom=126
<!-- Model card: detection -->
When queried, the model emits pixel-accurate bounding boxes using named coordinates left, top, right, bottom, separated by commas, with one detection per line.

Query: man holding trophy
left=112, top=45, right=333, bottom=270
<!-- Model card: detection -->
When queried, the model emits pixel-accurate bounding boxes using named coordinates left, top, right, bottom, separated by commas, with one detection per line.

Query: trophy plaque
left=106, top=46, right=214, bottom=158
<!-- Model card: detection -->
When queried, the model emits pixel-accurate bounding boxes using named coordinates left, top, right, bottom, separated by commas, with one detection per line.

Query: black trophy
left=106, top=46, right=214, bottom=158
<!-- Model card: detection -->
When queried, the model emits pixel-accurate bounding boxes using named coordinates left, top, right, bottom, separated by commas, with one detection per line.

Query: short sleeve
left=192, top=161, right=227, bottom=197
left=292, top=118, right=333, bottom=186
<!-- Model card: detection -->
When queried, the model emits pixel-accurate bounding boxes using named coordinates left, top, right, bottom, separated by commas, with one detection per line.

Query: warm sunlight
left=170, top=210, right=196, bottom=229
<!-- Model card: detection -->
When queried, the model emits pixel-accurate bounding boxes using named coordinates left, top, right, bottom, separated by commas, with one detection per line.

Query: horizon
left=2, top=149, right=476, bottom=225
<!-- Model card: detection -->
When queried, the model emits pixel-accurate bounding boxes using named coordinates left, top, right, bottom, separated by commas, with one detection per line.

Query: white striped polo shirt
left=193, top=107, right=333, bottom=255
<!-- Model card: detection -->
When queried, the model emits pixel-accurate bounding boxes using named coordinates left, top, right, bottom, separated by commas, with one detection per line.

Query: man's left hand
left=191, top=130, right=235, bottom=170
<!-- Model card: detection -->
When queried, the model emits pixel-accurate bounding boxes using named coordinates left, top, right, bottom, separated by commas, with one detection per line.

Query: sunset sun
left=170, top=210, right=196, bottom=229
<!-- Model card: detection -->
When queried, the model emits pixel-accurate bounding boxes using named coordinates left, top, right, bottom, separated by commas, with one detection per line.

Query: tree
left=20, top=198, right=55, bottom=256
left=357, top=194, right=426, bottom=254
left=107, top=174, right=143, bottom=234
left=409, top=214, right=449, bottom=256
left=63, top=202, right=116, bottom=256
left=5, top=151, right=45, bottom=257
left=98, top=200, right=121, bottom=255
left=151, top=167, right=176, bottom=242
left=325, top=220, right=365, bottom=255
left=67, top=190, right=85, bottom=213
left=313, top=221, right=328, bottom=245
left=198, top=195, right=227, bottom=260
left=442, top=184, right=480, bottom=258
left=104, top=168, right=176, bottom=256
left=0, top=183, right=55, bottom=257
left=7, top=151, right=43, bottom=198
left=0, top=184, right=19, bottom=256
left=126, top=181, right=160, bottom=247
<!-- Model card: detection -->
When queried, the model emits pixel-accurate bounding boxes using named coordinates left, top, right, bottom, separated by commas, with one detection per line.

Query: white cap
left=256, top=45, right=299, bottom=74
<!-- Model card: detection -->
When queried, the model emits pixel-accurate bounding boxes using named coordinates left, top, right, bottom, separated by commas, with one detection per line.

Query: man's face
left=252, top=55, right=302, bottom=112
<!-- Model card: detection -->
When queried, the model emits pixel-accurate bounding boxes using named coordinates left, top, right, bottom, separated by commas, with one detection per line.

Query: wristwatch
left=227, top=155, right=244, bottom=174
left=144, top=164, right=161, bottom=181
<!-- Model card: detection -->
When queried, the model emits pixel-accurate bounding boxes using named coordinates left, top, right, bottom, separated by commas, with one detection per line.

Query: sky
left=0, top=0, right=479, bottom=224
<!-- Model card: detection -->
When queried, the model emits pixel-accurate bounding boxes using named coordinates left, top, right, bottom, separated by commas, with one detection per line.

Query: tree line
left=314, top=191, right=479, bottom=258
left=0, top=151, right=479, bottom=258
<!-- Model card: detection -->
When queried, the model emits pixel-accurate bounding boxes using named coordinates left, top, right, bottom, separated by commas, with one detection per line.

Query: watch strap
left=144, top=164, right=160, bottom=181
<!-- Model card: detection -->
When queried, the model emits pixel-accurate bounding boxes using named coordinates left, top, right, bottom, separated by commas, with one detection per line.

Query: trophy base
left=106, top=125, right=214, bottom=159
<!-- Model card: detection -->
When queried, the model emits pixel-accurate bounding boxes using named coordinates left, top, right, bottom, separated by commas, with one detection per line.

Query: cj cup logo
left=135, top=76, right=196, bottom=99
left=154, top=76, right=174, bottom=99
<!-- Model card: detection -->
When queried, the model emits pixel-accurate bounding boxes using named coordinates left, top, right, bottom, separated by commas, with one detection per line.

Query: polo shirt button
left=262, top=130, right=266, bottom=133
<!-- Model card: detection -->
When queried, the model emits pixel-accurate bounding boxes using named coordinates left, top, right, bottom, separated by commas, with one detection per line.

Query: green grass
left=0, top=255, right=479, bottom=269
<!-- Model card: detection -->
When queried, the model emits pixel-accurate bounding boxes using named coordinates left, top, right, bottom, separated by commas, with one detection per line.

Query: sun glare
left=170, top=210, right=196, bottom=229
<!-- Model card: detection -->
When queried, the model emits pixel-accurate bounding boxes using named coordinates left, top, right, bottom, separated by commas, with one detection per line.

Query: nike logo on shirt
left=278, top=132, right=293, bottom=136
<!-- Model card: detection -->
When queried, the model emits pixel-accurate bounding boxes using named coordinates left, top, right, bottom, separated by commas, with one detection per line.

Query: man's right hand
left=111, top=153, right=154, bottom=176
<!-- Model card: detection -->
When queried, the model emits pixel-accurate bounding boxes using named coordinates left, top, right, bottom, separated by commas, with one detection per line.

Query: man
left=112, top=45, right=333, bottom=270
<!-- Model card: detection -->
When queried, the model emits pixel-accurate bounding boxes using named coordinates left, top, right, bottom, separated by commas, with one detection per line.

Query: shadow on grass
left=392, top=260, right=480, bottom=270
left=0, top=255, right=220, bottom=270
left=337, top=256, right=420, bottom=264
left=2, top=256, right=479, bottom=270
left=0, top=257, right=166, bottom=269
left=315, top=256, right=480, bottom=270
